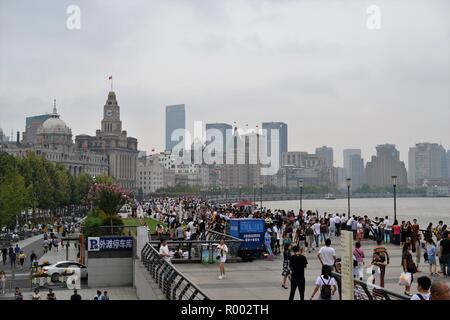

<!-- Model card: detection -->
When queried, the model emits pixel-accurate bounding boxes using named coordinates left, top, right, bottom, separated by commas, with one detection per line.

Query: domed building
left=36, top=101, right=73, bottom=152
left=1, top=99, right=109, bottom=177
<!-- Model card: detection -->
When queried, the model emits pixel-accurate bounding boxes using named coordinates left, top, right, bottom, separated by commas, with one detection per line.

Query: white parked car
left=42, top=261, right=88, bottom=282
left=118, top=204, right=132, bottom=219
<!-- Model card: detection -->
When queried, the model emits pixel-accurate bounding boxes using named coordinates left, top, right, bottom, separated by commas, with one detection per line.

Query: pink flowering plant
left=87, top=183, right=131, bottom=233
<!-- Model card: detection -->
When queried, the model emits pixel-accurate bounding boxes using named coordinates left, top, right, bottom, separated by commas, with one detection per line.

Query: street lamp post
left=298, top=179, right=304, bottom=211
left=392, top=175, right=397, bottom=223
left=346, top=178, right=352, bottom=217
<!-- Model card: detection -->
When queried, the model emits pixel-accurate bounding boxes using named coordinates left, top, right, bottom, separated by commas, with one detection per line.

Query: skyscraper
left=22, top=114, right=51, bottom=145
left=316, top=146, right=334, bottom=168
left=343, top=149, right=361, bottom=178
left=165, top=104, right=186, bottom=152
left=262, top=122, right=287, bottom=172
left=447, top=150, right=450, bottom=179
left=408, top=143, right=447, bottom=187
left=349, top=154, right=364, bottom=191
left=365, top=144, right=407, bottom=187
left=205, top=123, right=233, bottom=164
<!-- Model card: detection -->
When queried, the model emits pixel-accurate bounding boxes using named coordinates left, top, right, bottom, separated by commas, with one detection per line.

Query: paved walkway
left=175, top=237, right=450, bottom=300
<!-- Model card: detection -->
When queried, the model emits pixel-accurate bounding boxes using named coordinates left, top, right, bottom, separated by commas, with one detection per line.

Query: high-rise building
left=343, top=149, right=361, bottom=178
left=75, top=91, right=138, bottom=190
left=0, top=128, right=9, bottom=142
left=315, top=146, right=334, bottom=168
left=22, top=114, right=51, bottom=145
left=205, top=123, right=233, bottom=164
left=262, top=122, right=287, bottom=171
left=165, top=104, right=185, bottom=152
left=408, top=143, right=447, bottom=187
left=348, top=154, right=364, bottom=191
left=365, top=144, right=407, bottom=187
left=447, top=150, right=450, bottom=179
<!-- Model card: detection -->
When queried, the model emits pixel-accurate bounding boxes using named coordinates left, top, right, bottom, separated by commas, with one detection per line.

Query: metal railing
left=147, top=230, right=244, bottom=264
left=332, top=272, right=408, bottom=300
left=141, top=243, right=210, bottom=300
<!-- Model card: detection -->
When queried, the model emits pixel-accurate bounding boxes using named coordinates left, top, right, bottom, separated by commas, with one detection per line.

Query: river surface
left=264, top=197, right=450, bottom=227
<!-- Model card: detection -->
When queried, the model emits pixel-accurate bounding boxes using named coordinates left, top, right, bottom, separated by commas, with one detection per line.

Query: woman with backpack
left=310, top=265, right=337, bottom=300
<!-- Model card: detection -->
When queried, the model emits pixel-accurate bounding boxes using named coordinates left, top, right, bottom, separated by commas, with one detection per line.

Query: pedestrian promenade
left=175, top=239, right=450, bottom=300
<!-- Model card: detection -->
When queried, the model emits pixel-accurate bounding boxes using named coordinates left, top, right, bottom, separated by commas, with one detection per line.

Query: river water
left=264, top=197, right=450, bottom=227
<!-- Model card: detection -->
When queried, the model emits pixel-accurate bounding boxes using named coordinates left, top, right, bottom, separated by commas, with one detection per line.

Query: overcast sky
left=1, top=0, right=449, bottom=167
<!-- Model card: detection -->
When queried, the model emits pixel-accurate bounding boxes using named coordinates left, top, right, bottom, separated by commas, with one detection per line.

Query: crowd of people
left=142, top=196, right=450, bottom=300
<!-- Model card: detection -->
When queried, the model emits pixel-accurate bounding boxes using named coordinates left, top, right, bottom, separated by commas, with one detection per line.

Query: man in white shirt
left=334, top=214, right=341, bottom=237
left=159, top=239, right=171, bottom=263
left=346, top=216, right=353, bottom=231
left=313, top=220, right=321, bottom=249
left=318, top=238, right=336, bottom=269
left=384, top=216, right=392, bottom=244
left=411, top=276, right=431, bottom=300
left=329, top=216, right=335, bottom=238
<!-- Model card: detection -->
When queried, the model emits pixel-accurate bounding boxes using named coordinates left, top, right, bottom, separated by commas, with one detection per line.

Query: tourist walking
left=159, top=239, right=171, bottom=263
left=1, top=248, right=7, bottom=265
left=0, top=271, right=6, bottom=295
left=18, top=251, right=26, bottom=270
left=313, top=220, right=321, bottom=249
left=426, top=238, right=438, bottom=276
left=288, top=246, right=308, bottom=300
left=216, top=239, right=228, bottom=280
left=410, top=276, right=431, bottom=300
left=281, top=244, right=291, bottom=289
left=306, top=223, right=314, bottom=253
left=8, top=247, right=16, bottom=269
left=392, top=220, right=401, bottom=245
left=353, top=242, right=365, bottom=281
left=384, top=216, right=392, bottom=244
left=372, top=240, right=389, bottom=287
left=439, top=231, right=450, bottom=277
left=310, top=265, right=337, bottom=300
left=53, top=238, right=59, bottom=252
left=264, top=229, right=274, bottom=260
left=30, top=251, right=37, bottom=269
left=402, top=242, right=417, bottom=296
left=318, top=238, right=336, bottom=270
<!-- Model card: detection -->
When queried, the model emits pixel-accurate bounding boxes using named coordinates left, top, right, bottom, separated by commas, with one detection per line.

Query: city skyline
left=1, top=0, right=449, bottom=168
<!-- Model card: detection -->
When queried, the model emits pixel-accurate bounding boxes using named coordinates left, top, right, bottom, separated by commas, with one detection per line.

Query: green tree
left=0, top=170, right=29, bottom=228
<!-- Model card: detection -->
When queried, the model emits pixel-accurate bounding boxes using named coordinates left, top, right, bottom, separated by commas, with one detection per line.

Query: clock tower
left=101, top=91, right=122, bottom=133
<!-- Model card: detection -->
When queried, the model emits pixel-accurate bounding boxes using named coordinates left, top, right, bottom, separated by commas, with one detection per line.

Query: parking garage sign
left=88, top=237, right=133, bottom=251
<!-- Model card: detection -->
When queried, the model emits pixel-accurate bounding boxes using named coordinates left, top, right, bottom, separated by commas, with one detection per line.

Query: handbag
left=398, top=272, right=412, bottom=286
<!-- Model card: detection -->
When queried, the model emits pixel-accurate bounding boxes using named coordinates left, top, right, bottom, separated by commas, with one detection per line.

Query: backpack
left=416, top=294, right=425, bottom=300
left=320, top=277, right=332, bottom=300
